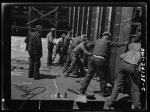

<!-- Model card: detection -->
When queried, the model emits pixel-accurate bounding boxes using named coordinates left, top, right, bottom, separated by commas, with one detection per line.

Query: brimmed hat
left=35, top=25, right=43, bottom=31
left=102, top=32, right=111, bottom=36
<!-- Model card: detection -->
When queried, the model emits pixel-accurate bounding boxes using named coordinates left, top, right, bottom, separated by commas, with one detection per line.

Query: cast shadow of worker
left=39, top=74, right=60, bottom=79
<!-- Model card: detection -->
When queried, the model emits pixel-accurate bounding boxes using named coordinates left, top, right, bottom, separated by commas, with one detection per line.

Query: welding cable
left=18, top=87, right=46, bottom=110
left=11, top=84, right=46, bottom=110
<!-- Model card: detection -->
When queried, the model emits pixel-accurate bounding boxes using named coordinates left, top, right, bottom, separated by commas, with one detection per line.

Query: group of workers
left=24, top=25, right=141, bottom=110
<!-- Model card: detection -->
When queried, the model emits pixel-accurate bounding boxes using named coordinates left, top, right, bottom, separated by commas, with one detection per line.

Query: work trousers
left=28, top=56, right=41, bottom=78
left=63, top=51, right=79, bottom=74
left=59, top=46, right=68, bottom=65
left=80, top=56, right=107, bottom=94
left=83, top=53, right=88, bottom=68
left=65, top=53, right=85, bottom=77
left=47, top=47, right=54, bottom=66
left=52, top=46, right=61, bottom=63
left=108, top=61, right=141, bottom=109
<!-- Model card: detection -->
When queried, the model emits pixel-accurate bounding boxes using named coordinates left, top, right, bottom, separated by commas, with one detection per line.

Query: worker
left=47, top=28, right=56, bottom=66
left=63, top=34, right=87, bottom=75
left=64, top=36, right=93, bottom=78
left=52, top=33, right=66, bottom=64
left=80, top=32, right=129, bottom=97
left=59, top=31, right=73, bottom=65
left=106, top=30, right=141, bottom=110
left=26, top=25, right=43, bottom=79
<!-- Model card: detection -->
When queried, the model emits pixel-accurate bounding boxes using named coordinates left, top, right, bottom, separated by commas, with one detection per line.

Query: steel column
left=28, top=6, right=31, bottom=33
left=72, top=6, right=75, bottom=36
left=107, top=7, right=112, bottom=32
left=93, top=7, right=100, bottom=41
left=76, top=7, right=80, bottom=36
left=55, top=8, right=59, bottom=38
left=81, top=7, right=85, bottom=35
left=115, top=7, right=133, bottom=76
left=98, top=7, right=103, bottom=38
left=68, top=6, right=71, bottom=27
left=86, top=7, right=90, bottom=36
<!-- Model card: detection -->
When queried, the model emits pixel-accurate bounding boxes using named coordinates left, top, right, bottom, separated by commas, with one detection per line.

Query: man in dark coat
left=26, top=25, right=43, bottom=79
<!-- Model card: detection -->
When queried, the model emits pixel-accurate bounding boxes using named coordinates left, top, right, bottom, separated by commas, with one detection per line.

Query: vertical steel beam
left=76, top=6, right=80, bottom=36
left=115, top=7, right=133, bottom=77
left=81, top=6, right=85, bottom=35
left=107, top=7, right=112, bottom=32
left=98, top=7, right=103, bottom=38
left=93, top=7, right=100, bottom=41
left=55, top=7, right=58, bottom=38
left=86, top=7, right=90, bottom=36
left=68, top=6, right=71, bottom=27
left=28, top=6, right=31, bottom=33
left=72, top=6, right=75, bottom=36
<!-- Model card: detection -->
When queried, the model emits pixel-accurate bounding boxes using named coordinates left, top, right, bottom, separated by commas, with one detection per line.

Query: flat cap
left=35, top=25, right=43, bottom=30
left=102, top=32, right=111, bottom=36
left=61, top=33, right=66, bottom=37
left=50, top=28, right=55, bottom=31
left=82, top=37, right=88, bottom=42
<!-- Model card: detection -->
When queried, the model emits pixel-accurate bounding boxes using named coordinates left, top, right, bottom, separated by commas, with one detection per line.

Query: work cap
left=102, top=32, right=111, bottom=36
left=50, top=28, right=55, bottom=31
left=81, top=34, right=87, bottom=38
left=82, top=36, right=88, bottom=42
left=35, top=25, right=43, bottom=31
left=61, top=33, right=66, bottom=37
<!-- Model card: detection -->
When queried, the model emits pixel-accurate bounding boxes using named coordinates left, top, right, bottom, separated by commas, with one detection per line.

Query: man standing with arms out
left=106, top=30, right=141, bottom=110
left=47, top=28, right=56, bottom=66
left=26, top=25, right=43, bottom=80
left=59, top=31, right=73, bottom=65
left=64, top=37, right=93, bottom=78
left=80, top=32, right=129, bottom=97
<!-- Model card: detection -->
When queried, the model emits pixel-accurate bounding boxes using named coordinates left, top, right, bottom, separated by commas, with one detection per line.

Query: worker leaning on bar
left=63, top=34, right=87, bottom=75
left=80, top=32, right=129, bottom=97
left=25, top=25, right=43, bottom=80
left=59, top=30, right=73, bottom=65
left=106, top=29, right=141, bottom=110
left=64, top=36, right=93, bottom=78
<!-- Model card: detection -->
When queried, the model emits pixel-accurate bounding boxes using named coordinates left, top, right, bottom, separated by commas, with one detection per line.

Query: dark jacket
left=27, top=31, right=42, bottom=58
left=93, top=38, right=126, bottom=58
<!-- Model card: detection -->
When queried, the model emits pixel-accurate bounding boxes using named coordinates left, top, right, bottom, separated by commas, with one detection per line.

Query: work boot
left=105, top=101, right=115, bottom=110
left=86, top=93, right=96, bottom=99
left=34, top=75, right=40, bottom=80
left=64, top=72, right=69, bottom=78
left=99, top=92, right=109, bottom=97
left=28, top=75, right=33, bottom=78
